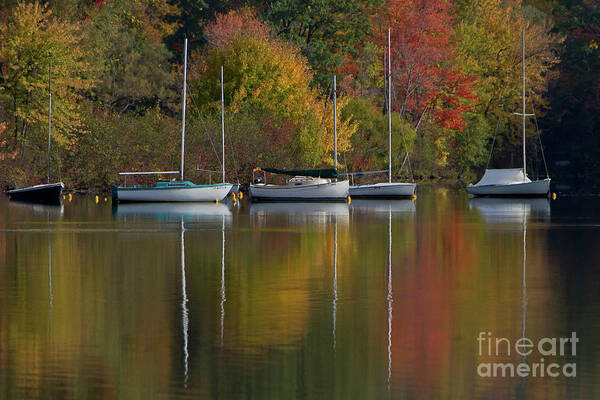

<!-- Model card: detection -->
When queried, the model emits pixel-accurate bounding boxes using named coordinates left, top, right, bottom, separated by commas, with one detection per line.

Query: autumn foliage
left=377, top=0, right=478, bottom=132
left=204, top=7, right=270, bottom=48
left=0, top=0, right=579, bottom=190
left=191, top=8, right=355, bottom=176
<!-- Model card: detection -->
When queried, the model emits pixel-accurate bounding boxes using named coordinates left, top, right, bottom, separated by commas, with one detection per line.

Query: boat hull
left=467, top=179, right=550, bottom=197
left=228, top=183, right=241, bottom=195
left=116, top=184, right=233, bottom=203
left=349, top=182, right=416, bottom=198
left=7, top=182, right=64, bottom=204
left=250, top=180, right=349, bottom=202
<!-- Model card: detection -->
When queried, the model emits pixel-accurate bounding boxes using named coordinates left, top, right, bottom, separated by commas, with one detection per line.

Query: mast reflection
left=332, top=215, right=338, bottom=350
left=220, top=215, right=226, bottom=346
left=180, top=219, right=189, bottom=387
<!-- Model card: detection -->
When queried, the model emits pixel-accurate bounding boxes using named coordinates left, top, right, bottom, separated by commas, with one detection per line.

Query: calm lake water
left=1, top=188, right=599, bottom=399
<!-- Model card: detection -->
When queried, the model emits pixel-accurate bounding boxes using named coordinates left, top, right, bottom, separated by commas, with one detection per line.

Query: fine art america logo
left=477, top=332, right=578, bottom=378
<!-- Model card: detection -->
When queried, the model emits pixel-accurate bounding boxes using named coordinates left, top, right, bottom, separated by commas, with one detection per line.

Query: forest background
left=0, top=0, right=598, bottom=193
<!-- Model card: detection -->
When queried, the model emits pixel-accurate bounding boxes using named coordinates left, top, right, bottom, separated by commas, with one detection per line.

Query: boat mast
left=221, top=65, right=226, bottom=183
left=180, top=38, right=188, bottom=181
left=388, top=26, right=392, bottom=183
left=333, top=75, right=338, bottom=171
left=47, top=59, right=52, bottom=184
left=522, top=28, right=526, bottom=177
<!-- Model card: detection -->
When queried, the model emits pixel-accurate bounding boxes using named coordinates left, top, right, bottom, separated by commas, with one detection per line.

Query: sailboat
left=467, top=29, right=551, bottom=197
left=8, top=60, right=64, bottom=204
left=114, top=40, right=233, bottom=203
left=348, top=27, right=415, bottom=198
left=249, top=75, right=349, bottom=202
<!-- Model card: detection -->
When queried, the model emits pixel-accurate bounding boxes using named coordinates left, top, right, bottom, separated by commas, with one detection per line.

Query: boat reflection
left=250, top=202, right=349, bottom=226
left=116, top=202, right=232, bottom=223
left=470, top=197, right=531, bottom=394
left=8, top=199, right=64, bottom=216
left=350, top=199, right=415, bottom=217
left=178, top=213, right=227, bottom=387
left=468, top=198, right=550, bottom=224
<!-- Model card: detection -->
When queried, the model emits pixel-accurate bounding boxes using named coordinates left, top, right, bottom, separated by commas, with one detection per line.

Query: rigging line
left=314, top=81, right=333, bottom=169
left=222, top=110, right=241, bottom=184
left=188, top=91, right=221, bottom=172
left=407, top=152, right=414, bottom=182
left=486, top=118, right=501, bottom=170
left=388, top=63, right=413, bottom=181
left=527, top=90, right=550, bottom=179
left=219, top=70, right=241, bottom=184
left=396, top=150, right=415, bottom=182
left=398, top=152, right=409, bottom=175
left=343, top=148, right=349, bottom=178
left=391, top=68, right=412, bottom=181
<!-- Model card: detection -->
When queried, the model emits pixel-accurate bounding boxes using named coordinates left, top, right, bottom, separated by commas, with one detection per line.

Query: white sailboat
left=249, top=75, right=349, bottom=202
left=348, top=27, right=416, bottom=198
left=467, top=29, right=551, bottom=197
left=8, top=60, right=64, bottom=204
left=114, top=40, right=233, bottom=203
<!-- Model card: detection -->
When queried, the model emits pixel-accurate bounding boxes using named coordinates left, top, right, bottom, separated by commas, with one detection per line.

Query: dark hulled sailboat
left=8, top=60, right=64, bottom=204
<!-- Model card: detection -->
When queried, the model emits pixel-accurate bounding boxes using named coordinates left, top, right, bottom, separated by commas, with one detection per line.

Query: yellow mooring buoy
left=68, top=193, right=73, bottom=202
left=552, top=192, right=557, bottom=200
left=347, top=196, right=351, bottom=204
left=215, top=199, right=219, bottom=204
left=95, top=195, right=99, bottom=204
left=411, top=194, right=417, bottom=200
left=238, top=192, right=243, bottom=200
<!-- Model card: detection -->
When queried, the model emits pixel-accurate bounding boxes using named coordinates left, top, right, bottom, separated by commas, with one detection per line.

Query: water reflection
left=180, top=219, right=189, bottom=387
left=220, top=215, right=226, bottom=346
left=9, top=199, right=64, bottom=216
left=47, top=211, right=54, bottom=338
left=468, top=198, right=550, bottom=224
left=1, top=193, right=599, bottom=399
left=250, top=202, right=349, bottom=226
left=116, top=202, right=232, bottom=222
left=350, top=199, right=416, bottom=216
left=332, top=215, right=338, bottom=350
left=387, top=207, right=393, bottom=390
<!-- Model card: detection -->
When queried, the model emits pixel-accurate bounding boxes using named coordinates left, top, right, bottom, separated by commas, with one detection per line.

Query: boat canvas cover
left=473, top=168, right=531, bottom=186
left=259, top=167, right=338, bottom=179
